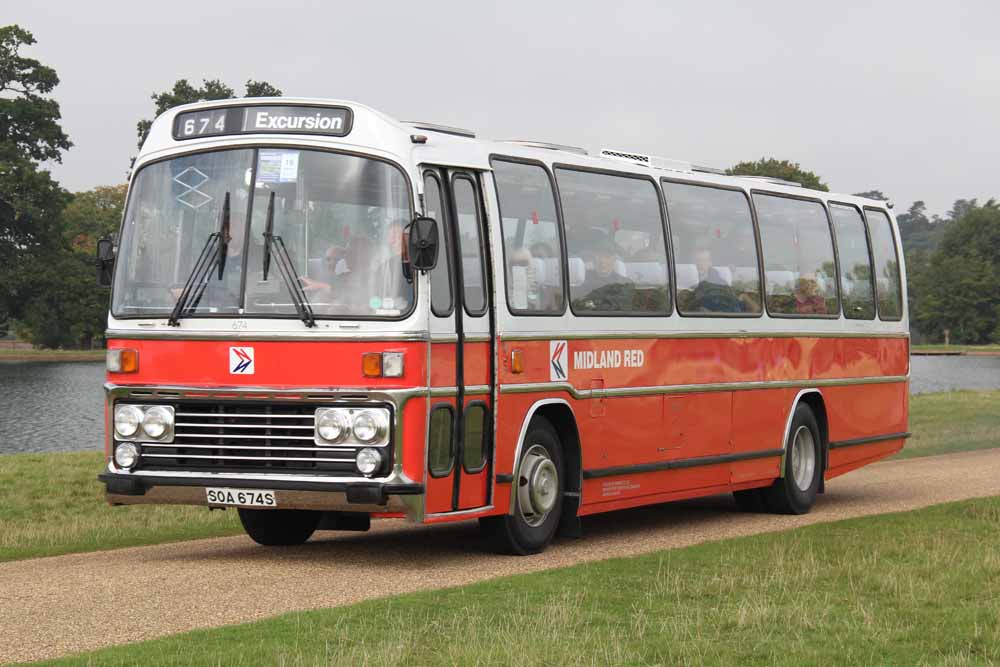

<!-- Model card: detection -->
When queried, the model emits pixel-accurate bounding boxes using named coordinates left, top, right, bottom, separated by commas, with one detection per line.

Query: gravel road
left=3, top=448, right=1000, bottom=664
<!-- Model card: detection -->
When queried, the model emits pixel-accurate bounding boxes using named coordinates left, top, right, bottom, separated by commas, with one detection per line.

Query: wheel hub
left=517, top=445, right=559, bottom=527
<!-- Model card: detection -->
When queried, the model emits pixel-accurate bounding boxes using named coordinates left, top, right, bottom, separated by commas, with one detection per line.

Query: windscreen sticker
left=258, top=150, right=299, bottom=183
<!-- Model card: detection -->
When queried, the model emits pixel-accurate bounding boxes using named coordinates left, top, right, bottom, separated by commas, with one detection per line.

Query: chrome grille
left=136, top=402, right=382, bottom=475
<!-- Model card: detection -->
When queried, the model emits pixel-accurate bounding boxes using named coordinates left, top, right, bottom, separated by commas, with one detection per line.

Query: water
left=1, top=356, right=998, bottom=454
left=909, top=355, right=1000, bottom=395
left=0, top=361, right=106, bottom=455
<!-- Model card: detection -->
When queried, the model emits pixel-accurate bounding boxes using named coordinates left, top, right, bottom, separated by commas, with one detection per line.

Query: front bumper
left=99, top=471, right=423, bottom=514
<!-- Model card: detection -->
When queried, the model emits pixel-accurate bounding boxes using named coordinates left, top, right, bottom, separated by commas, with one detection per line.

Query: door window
left=423, top=173, right=453, bottom=316
left=452, top=177, right=487, bottom=316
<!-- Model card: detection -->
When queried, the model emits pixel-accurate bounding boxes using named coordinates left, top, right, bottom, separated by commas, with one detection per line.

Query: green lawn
left=0, top=348, right=105, bottom=362
left=0, top=451, right=239, bottom=562
left=912, top=344, right=1000, bottom=354
left=27, top=496, right=1000, bottom=666
left=898, top=390, right=1000, bottom=459
left=0, top=390, right=996, bottom=564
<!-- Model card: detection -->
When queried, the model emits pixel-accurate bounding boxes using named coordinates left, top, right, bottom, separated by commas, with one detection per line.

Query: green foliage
left=727, top=157, right=829, bottom=191
left=61, top=183, right=126, bottom=252
left=852, top=189, right=888, bottom=201
left=136, top=77, right=283, bottom=147
left=910, top=204, right=1000, bottom=344
left=0, top=25, right=72, bottom=163
left=0, top=25, right=73, bottom=339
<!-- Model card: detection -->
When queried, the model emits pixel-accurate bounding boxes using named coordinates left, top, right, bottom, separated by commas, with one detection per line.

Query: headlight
left=114, top=405, right=144, bottom=438
left=352, top=411, right=381, bottom=443
left=316, top=410, right=349, bottom=443
left=356, top=447, right=383, bottom=475
left=314, top=407, right=390, bottom=446
left=141, top=406, right=174, bottom=440
left=114, top=442, right=140, bottom=469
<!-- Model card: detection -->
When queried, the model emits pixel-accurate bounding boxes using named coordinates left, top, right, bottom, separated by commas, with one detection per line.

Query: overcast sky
left=8, top=1, right=999, bottom=216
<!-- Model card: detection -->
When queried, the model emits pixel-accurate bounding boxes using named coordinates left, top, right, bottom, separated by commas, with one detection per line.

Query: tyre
left=763, top=403, right=823, bottom=514
left=733, top=487, right=768, bottom=512
left=237, top=508, right=321, bottom=546
left=480, top=417, right=564, bottom=555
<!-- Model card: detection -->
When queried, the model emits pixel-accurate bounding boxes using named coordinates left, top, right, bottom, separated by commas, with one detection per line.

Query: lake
left=1, top=355, right=998, bottom=455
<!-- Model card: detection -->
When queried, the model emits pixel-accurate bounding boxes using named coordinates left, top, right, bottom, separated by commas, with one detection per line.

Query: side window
left=452, top=177, right=487, bottom=316
left=462, top=403, right=488, bottom=473
left=556, top=168, right=670, bottom=315
left=661, top=181, right=761, bottom=315
left=491, top=159, right=565, bottom=314
left=428, top=405, right=454, bottom=477
left=865, top=208, right=903, bottom=321
left=753, top=194, right=839, bottom=316
left=829, top=204, right=875, bottom=320
left=423, top=174, right=452, bottom=317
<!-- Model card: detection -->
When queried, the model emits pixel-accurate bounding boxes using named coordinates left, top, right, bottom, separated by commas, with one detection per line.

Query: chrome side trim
left=424, top=505, right=495, bottom=519
left=106, top=329, right=431, bottom=342
left=500, top=375, right=908, bottom=399
left=429, top=384, right=491, bottom=398
left=500, top=331, right=910, bottom=341
left=507, top=398, right=575, bottom=515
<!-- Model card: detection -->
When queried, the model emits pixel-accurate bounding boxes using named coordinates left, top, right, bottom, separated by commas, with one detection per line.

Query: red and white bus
left=98, top=98, right=909, bottom=554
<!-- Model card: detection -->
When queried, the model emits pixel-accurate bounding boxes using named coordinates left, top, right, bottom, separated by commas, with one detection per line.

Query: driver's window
left=423, top=173, right=453, bottom=316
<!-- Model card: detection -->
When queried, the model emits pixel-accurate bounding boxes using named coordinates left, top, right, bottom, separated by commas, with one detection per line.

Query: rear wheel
left=763, top=404, right=823, bottom=514
left=238, top=508, right=320, bottom=546
left=480, top=417, right=564, bottom=555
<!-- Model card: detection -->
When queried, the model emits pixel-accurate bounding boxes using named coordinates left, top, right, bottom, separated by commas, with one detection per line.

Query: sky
left=7, top=0, right=999, bottom=217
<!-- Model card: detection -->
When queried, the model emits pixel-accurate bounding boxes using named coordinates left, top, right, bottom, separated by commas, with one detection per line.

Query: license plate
left=205, top=487, right=277, bottom=508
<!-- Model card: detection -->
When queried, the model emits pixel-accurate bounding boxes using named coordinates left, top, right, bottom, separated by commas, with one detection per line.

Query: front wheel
left=238, top=508, right=320, bottom=546
left=480, top=417, right=564, bottom=555
left=763, top=404, right=823, bottom=514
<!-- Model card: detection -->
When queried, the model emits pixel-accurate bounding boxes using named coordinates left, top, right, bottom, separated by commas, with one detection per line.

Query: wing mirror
left=96, top=237, right=116, bottom=286
left=406, top=216, right=439, bottom=272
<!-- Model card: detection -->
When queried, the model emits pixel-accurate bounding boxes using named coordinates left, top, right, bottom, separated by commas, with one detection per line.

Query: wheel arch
left=780, top=389, right=829, bottom=483
left=507, top=399, right=581, bottom=515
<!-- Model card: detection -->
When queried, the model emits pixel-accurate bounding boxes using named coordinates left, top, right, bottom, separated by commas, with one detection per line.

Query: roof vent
left=735, top=175, right=803, bottom=188
left=501, top=140, right=588, bottom=155
left=600, top=149, right=691, bottom=172
left=402, top=121, right=476, bottom=138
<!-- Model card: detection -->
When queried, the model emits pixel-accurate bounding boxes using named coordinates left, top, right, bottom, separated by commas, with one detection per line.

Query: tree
left=61, top=184, right=127, bottom=252
left=0, top=25, right=72, bottom=338
left=727, top=158, right=828, bottom=192
left=136, top=78, right=282, bottom=147
left=853, top=190, right=889, bottom=201
left=912, top=204, right=1000, bottom=344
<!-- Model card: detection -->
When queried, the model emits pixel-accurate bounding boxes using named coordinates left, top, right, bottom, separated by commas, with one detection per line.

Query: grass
left=0, top=451, right=239, bottom=562
left=896, top=390, right=1000, bottom=460
left=26, top=496, right=1000, bottom=666
left=912, top=344, right=1000, bottom=354
left=0, top=391, right=997, bottom=564
left=0, top=348, right=105, bottom=362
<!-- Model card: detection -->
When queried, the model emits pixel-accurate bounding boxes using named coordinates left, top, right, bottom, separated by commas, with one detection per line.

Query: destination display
left=172, top=105, right=353, bottom=140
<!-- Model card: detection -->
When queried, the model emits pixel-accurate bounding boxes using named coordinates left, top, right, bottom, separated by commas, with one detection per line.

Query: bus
left=97, top=98, right=909, bottom=554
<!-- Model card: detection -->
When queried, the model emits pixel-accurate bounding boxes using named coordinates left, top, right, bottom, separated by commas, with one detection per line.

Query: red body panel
left=108, top=334, right=908, bottom=522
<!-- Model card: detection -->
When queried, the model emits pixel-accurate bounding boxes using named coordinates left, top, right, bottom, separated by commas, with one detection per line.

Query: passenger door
left=423, top=168, right=494, bottom=515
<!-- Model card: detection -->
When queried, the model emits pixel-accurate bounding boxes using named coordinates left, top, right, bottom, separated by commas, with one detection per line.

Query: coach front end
left=98, top=98, right=434, bottom=523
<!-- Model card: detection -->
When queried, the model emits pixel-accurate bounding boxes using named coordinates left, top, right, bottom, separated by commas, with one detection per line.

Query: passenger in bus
left=689, top=247, right=744, bottom=313
left=793, top=274, right=828, bottom=314
left=573, top=242, right=632, bottom=311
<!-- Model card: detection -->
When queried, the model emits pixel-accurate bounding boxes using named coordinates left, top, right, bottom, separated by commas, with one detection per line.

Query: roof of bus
left=141, top=97, right=892, bottom=212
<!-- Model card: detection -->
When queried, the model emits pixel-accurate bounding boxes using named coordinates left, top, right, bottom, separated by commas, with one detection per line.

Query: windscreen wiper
left=167, top=192, right=230, bottom=326
left=261, top=191, right=315, bottom=327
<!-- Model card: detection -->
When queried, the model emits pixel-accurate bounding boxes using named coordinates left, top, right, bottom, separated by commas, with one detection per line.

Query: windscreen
left=112, top=148, right=414, bottom=320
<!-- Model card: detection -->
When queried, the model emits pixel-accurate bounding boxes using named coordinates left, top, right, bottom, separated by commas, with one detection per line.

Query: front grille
left=135, top=401, right=388, bottom=476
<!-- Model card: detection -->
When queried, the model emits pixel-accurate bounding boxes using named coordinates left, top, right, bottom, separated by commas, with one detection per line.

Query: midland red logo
left=229, top=347, right=254, bottom=375
left=549, top=340, right=567, bottom=381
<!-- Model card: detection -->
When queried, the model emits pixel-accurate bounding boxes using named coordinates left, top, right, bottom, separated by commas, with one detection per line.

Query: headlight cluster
left=114, top=404, right=175, bottom=442
left=314, top=407, right=390, bottom=447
